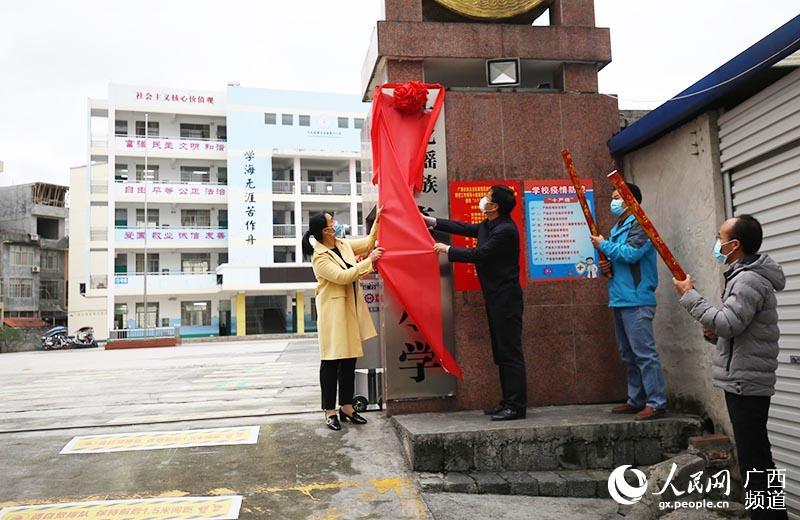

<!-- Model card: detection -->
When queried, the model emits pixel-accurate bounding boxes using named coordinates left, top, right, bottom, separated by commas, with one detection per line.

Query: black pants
left=320, top=358, right=357, bottom=410
left=725, top=392, right=788, bottom=520
left=485, top=288, right=527, bottom=412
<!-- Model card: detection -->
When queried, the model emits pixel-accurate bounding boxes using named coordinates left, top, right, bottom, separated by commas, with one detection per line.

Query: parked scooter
left=41, top=326, right=98, bottom=350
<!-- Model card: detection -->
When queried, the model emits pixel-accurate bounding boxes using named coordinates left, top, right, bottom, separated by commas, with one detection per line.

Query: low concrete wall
left=622, top=111, right=732, bottom=436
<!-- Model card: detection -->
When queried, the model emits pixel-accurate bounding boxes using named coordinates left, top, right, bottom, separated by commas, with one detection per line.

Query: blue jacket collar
left=611, top=214, right=636, bottom=238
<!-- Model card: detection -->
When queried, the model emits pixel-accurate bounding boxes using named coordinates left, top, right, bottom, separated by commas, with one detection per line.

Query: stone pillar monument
left=362, top=0, right=626, bottom=413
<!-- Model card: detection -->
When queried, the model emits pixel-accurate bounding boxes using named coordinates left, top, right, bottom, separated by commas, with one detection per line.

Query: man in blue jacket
left=590, top=183, right=667, bottom=421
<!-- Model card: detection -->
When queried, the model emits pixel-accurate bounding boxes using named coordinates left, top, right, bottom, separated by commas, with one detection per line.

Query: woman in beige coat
left=301, top=210, right=383, bottom=431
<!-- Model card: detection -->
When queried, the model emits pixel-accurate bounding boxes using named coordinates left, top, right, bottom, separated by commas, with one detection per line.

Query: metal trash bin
left=355, top=274, right=383, bottom=412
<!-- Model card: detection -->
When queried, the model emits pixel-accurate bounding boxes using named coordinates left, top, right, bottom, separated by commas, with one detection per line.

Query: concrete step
left=417, top=469, right=618, bottom=499
left=393, top=404, right=703, bottom=473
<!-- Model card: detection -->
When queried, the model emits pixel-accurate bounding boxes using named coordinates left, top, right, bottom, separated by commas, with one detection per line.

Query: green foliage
left=0, top=326, right=24, bottom=353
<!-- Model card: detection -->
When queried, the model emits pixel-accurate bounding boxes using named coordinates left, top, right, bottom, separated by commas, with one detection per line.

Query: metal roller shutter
left=720, top=66, right=800, bottom=517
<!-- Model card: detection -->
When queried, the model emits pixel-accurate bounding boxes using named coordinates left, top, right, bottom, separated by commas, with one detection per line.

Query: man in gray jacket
left=674, top=215, right=786, bottom=520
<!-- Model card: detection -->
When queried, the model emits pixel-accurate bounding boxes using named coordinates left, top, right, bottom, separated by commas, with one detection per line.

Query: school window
left=135, top=209, right=159, bottom=227
left=180, top=166, right=210, bottom=183
left=282, top=114, right=293, bottom=126
left=135, top=253, right=160, bottom=273
left=115, top=163, right=129, bottom=181
left=274, top=246, right=296, bottom=263
left=216, top=125, right=227, bottom=141
left=115, top=208, right=128, bottom=227
left=115, top=120, right=128, bottom=136
left=10, top=245, right=34, bottom=266
left=354, top=118, right=364, bottom=129
left=218, top=209, right=228, bottom=229
left=114, top=253, right=127, bottom=274
left=180, top=123, right=210, bottom=140
left=299, top=115, right=310, bottom=126
left=135, top=120, right=159, bottom=137
left=264, top=113, right=276, bottom=125
left=181, top=301, right=211, bottom=326
left=181, top=209, right=211, bottom=227
left=135, top=302, right=159, bottom=328
left=135, top=164, right=159, bottom=181
left=337, top=117, right=349, bottom=129
left=218, top=252, right=228, bottom=265
left=181, top=253, right=210, bottom=273
left=217, top=167, right=228, bottom=184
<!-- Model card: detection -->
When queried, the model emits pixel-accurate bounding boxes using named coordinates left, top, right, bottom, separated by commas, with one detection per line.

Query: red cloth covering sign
left=448, top=181, right=527, bottom=292
left=370, top=82, right=462, bottom=379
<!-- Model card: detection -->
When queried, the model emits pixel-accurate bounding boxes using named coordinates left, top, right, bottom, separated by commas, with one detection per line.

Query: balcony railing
left=113, top=272, right=217, bottom=295
left=109, top=326, right=177, bottom=341
left=298, top=224, right=365, bottom=236
left=272, top=181, right=294, bottom=194
left=300, top=181, right=351, bottom=195
left=115, top=179, right=228, bottom=186
left=273, top=225, right=296, bottom=238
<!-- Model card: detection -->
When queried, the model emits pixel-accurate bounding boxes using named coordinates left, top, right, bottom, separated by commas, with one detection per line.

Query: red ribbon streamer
left=370, top=83, right=463, bottom=379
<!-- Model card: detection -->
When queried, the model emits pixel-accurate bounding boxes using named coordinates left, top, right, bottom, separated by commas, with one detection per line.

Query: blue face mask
left=610, top=199, right=625, bottom=217
left=333, top=222, right=345, bottom=238
left=713, top=239, right=736, bottom=264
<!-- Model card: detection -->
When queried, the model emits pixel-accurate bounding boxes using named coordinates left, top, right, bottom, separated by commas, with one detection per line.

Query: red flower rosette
left=392, top=81, right=429, bottom=114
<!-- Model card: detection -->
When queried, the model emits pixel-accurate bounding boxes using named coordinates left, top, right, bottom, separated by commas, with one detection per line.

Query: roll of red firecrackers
left=606, top=170, right=688, bottom=281
left=561, top=149, right=612, bottom=277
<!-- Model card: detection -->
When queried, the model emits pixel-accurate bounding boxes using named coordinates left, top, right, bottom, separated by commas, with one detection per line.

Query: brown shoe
left=611, top=403, right=644, bottom=414
left=635, top=406, right=666, bottom=421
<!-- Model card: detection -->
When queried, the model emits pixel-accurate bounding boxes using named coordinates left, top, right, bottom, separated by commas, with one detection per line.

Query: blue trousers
left=613, top=306, right=667, bottom=409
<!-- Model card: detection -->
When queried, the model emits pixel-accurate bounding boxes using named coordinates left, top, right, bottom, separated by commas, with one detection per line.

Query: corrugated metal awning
left=3, top=317, right=49, bottom=329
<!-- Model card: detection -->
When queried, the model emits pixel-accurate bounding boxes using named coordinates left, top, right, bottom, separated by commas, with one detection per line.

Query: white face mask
left=479, top=196, right=493, bottom=214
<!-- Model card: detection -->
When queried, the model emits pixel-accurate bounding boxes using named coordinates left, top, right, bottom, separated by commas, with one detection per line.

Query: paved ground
left=0, top=339, right=321, bottom=433
left=0, top=339, right=428, bottom=519
left=0, top=339, right=622, bottom=519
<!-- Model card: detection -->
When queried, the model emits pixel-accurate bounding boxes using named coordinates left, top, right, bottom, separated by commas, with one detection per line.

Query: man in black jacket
left=425, top=185, right=527, bottom=421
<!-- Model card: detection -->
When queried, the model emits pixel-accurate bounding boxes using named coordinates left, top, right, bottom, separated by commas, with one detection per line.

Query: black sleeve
left=447, top=226, right=515, bottom=264
left=434, top=218, right=480, bottom=238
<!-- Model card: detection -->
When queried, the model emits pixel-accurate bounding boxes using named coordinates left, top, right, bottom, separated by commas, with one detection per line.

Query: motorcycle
left=41, top=326, right=98, bottom=350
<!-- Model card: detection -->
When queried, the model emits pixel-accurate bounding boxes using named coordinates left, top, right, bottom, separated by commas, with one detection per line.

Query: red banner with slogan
left=448, top=180, right=526, bottom=291
left=370, top=82, right=462, bottom=379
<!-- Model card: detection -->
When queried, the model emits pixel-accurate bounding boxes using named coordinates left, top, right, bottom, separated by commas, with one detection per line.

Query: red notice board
left=448, top=180, right=526, bottom=292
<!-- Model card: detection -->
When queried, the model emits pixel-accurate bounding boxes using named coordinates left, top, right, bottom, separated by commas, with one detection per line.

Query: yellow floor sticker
left=60, top=426, right=260, bottom=454
left=0, top=496, right=242, bottom=520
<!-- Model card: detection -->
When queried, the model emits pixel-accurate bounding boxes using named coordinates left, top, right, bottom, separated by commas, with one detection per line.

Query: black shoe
left=490, top=407, right=526, bottom=421
left=339, top=409, right=368, bottom=425
left=326, top=414, right=341, bottom=431
left=483, top=403, right=505, bottom=415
